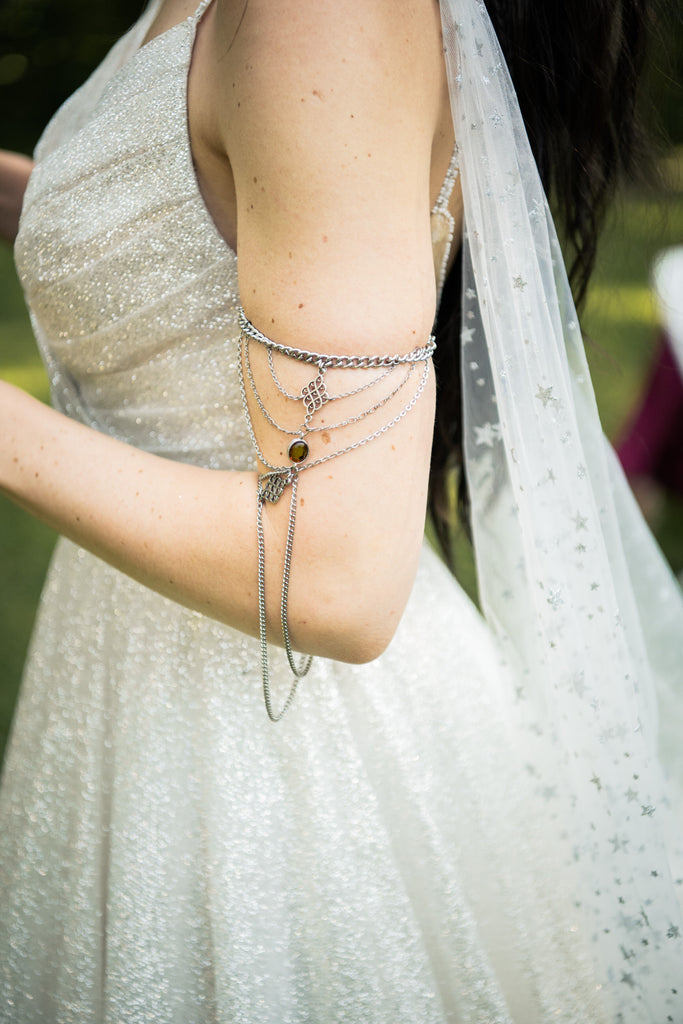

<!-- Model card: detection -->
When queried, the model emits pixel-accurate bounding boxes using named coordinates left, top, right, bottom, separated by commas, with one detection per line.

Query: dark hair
left=429, top=0, right=651, bottom=569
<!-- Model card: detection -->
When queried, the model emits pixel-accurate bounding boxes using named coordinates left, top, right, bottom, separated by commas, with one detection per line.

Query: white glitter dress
left=0, top=2, right=668, bottom=1022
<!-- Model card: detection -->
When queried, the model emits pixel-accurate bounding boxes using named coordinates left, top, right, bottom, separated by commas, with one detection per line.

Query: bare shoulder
left=210, top=0, right=447, bottom=352
left=224, top=0, right=445, bottom=96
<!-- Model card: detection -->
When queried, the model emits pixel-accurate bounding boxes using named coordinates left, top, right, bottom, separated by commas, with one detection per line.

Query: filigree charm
left=302, top=373, right=329, bottom=416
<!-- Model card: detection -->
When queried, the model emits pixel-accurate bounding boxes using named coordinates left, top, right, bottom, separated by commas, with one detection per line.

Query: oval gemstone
left=288, top=438, right=309, bottom=463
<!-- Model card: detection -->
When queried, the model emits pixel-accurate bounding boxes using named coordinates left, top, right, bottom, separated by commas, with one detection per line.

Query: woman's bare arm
left=0, top=0, right=447, bottom=663
left=0, top=150, right=34, bottom=244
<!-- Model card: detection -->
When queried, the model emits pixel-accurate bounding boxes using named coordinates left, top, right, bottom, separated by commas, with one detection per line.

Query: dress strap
left=430, top=146, right=460, bottom=303
left=192, top=0, right=215, bottom=25
left=431, top=145, right=460, bottom=217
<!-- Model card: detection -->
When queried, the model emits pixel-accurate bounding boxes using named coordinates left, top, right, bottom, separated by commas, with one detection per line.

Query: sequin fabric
left=2, top=2, right=612, bottom=1021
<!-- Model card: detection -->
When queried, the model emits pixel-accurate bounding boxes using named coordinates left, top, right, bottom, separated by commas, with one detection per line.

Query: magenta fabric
left=617, top=332, right=683, bottom=496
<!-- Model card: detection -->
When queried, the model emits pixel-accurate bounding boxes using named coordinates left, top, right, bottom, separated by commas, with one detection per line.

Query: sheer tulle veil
left=441, top=0, right=683, bottom=1014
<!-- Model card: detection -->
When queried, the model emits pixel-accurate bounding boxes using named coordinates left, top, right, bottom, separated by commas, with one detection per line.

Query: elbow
left=289, top=577, right=408, bottom=666
left=331, top=616, right=397, bottom=665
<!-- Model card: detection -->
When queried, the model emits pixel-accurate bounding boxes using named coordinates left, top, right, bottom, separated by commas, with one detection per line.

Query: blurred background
left=1, top=0, right=682, bottom=759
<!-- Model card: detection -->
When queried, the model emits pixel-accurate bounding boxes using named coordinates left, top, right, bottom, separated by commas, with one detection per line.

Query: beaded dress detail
left=1, top=1, right=679, bottom=1021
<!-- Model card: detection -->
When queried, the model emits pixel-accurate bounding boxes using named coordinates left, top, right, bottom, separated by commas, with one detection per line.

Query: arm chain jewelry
left=239, top=308, right=436, bottom=367
left=237, top=306, right=434, bottom=721
left=267, top=346, right=394, bottom=402
left=245, top=337, right=417, bottom=437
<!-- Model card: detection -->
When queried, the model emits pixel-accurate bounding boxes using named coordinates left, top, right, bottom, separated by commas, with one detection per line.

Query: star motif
left=573, top=512, right=588, bottom=532
left=641, top=805, right=655, bottom=817
left=590, top=581, right=600, bottom=591
left=473, top=422, right=500, bottom=447
left=575, top=542, right=587, bottom=554
left=512, top=274, right=527, bottom=290
left=625, top=787, right=638, bottom=803
left=620, top=972, right=635, bottom=988
left=667, top=924, right=680, bottom=939
left=490, top=109, right=503, bottom=128
left=535, top=384, right=555, bottom=408
left=547, top=468, right=556, bottom=483
left=546, top=588, right=563, bottom=610
left=609, top=834, right=629, bottom=853
left=475, top=38, right=484, bottom=56
left=590, top=774, right=603, bottom=791
left=461, top=326, right=475, bottom=344
left=465, top=287, right=477, bottom=300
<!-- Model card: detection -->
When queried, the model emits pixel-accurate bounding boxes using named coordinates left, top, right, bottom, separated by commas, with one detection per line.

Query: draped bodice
left=15, top=2, right=254, bottom=470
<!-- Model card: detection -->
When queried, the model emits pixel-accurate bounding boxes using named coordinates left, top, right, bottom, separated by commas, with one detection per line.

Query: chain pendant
left=258, top=470, right=290, bottom=504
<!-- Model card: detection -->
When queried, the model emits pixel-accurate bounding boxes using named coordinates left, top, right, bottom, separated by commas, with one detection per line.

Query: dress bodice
left=15, top=2, right=253, bottom=471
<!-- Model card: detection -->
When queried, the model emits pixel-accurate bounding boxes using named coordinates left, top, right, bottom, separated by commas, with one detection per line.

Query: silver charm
left=258, top=470, right=290, bottom=504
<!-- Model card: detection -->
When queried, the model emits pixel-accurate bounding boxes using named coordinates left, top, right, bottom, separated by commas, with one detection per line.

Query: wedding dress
left=1, top=1, right=682, bottom=1021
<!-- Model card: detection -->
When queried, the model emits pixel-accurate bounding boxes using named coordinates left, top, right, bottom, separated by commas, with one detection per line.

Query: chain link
left=239, top=307, right=435, bottom=368
left=267, top=346, right=394, bottom=402
left=244, top=336, right=417, bottom=437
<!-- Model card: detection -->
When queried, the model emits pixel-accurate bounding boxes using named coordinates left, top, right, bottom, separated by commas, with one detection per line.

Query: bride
left=1, top=0, right=682, bottom=1019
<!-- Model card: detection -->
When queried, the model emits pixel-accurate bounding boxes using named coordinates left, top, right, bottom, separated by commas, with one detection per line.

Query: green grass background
left=1, top=163, right=682, bottom=761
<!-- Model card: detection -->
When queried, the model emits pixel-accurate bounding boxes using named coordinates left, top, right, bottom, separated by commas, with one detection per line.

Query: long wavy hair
left=429, top=0, right=651, bottom=569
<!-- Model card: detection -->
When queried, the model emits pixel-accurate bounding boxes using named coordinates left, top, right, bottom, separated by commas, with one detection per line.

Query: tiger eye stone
left=288, top=438, right=309, bottom=463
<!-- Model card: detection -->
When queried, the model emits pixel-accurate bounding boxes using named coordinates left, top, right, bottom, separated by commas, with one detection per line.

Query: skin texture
left=0, top=0, right=463, bottom=663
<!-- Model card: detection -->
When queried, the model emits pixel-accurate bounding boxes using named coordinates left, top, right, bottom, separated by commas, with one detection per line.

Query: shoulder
left=221, top=0, right=445, bottom=94
left=215, top=0, right=446, bottom=159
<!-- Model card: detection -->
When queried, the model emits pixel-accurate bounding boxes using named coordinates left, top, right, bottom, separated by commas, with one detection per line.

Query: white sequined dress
left=0, top=2, right=665, bottom=1022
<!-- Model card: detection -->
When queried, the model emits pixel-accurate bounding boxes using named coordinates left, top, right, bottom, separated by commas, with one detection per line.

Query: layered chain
left=237, top=307, right=435, bottom=721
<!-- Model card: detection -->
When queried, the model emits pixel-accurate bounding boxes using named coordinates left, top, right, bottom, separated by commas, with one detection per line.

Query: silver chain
left=257, top=470, right=312, bottom=722
left=267, top=346, right=394, bottom=402
left=239, top=335, right=431, bottom=474
left=239, top=308, right=435, bottom=367
left=244, top=336, right=416, bottom=437
left=237, top=307, right=433, bottom=720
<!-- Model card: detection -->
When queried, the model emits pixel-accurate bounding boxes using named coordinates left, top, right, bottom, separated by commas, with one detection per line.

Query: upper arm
left=217, top=0, right=446, bottom=353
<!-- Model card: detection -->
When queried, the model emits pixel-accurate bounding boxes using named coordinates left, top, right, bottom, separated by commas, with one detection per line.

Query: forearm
left=0, top=382, right=430, bottom=661
left=0, top=150, right=34, bottom=244
left=0, top=382, right=260, bottom=630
